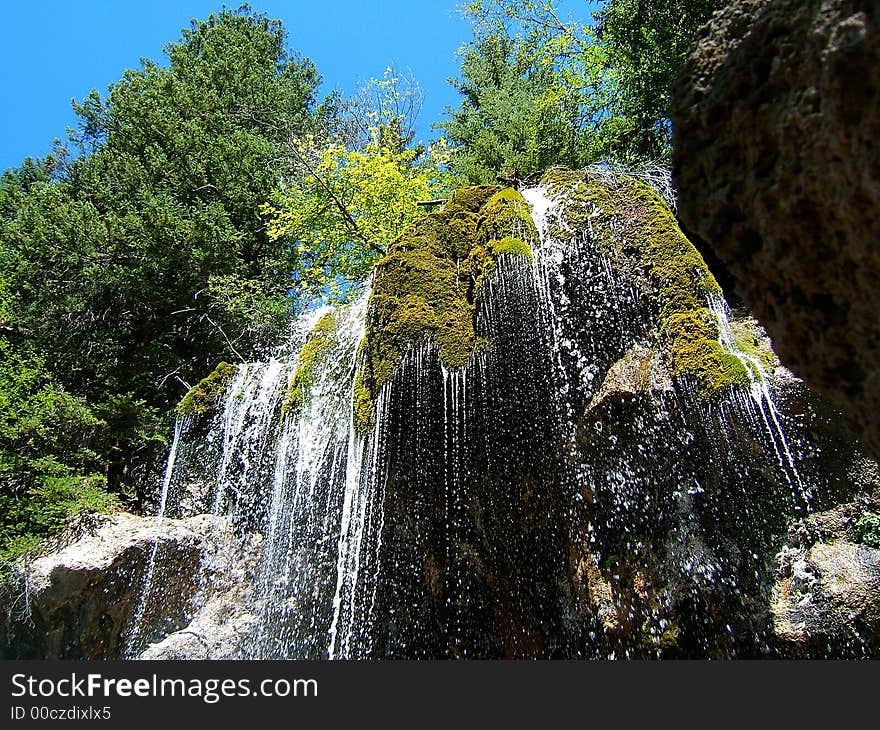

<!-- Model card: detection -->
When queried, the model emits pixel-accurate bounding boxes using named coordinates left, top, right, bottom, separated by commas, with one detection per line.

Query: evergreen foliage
left=0, top=6, right=320, bottom=566
left=439, top=0, right=724, bottom=180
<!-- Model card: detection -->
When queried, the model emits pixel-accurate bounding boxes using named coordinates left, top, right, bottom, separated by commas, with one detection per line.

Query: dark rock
left=771, top=500, right=880, bottom=656
left=672, top=0, right=880, bottom=457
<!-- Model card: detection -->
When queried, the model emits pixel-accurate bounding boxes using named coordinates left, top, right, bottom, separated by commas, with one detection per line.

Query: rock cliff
left=672, top=0, right=880, bottom=457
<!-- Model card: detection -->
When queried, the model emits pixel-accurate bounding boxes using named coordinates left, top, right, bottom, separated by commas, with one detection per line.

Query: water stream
left=126, top=181, right=845, bottom=658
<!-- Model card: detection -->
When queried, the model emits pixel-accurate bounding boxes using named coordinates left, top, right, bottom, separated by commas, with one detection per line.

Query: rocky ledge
left=672, top=0, right=880, bottom=458
left=0, top=512, right=260, bottom=659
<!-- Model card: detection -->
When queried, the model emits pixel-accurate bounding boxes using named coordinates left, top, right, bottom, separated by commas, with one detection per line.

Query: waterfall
left=128, top=176, right=862, bottom=659
left=707, top=294, right=810, bottom=506
left=123, top=419, right=182, bottom=655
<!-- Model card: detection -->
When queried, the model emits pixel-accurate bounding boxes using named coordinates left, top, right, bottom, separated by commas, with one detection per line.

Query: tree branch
left=285, top=138, right=386, bottom=257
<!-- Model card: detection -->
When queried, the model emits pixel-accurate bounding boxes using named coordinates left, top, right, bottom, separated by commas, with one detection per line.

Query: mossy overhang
left=540, top=167, right=775, bottom=400
left=177, top=361, right=238, bottom=417
left=353, top=186, right=537, bottom=434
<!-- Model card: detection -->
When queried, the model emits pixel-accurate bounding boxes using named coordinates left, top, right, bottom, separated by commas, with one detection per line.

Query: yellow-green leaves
left=262, top=72, right=452, bottom=303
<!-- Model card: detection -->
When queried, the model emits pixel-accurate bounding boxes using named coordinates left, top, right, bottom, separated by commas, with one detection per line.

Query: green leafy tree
left=439, top=1, right=610, bottom=183
left=438, top=31, right=595, bottom=183
left=263, top=69, right=452, bottom=300
left=0, top=338, right=114, bottom=570
left=441, top=0, right=724, bottom=176
left=0, top=6, right=320, bottom=499
left=596, top=0, right=723, bottom=160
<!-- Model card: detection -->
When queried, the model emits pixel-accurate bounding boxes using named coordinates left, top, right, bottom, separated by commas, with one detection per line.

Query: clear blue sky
left=0, top=0, right=473, bottom=171
left=0, top=1, right=597, bottom=172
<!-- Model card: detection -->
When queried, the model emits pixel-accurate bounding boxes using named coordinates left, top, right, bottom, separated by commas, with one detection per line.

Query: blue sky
left=0, top=0, right=597, bottom=172
left=0, top=1, right=472, bottom=171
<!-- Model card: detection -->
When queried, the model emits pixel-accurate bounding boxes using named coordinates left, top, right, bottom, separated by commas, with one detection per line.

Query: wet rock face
left=771, top=499, right=880, bottom=656
left=138, top=597, right=259, bottom=660
left=672, top=0, right=880, bottom=457
left=358, top=173, right=880, bottom=658
left=0, top=513, right=259, bottom=659
left=570, top=346, right=880, bottom=658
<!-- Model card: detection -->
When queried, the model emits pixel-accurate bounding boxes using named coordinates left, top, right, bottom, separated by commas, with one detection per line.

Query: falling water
left=127, top=177, right=861, bottom=659
left=124, top=419, right=182, bottom=655
left=707, top=294, right=810, bottom=505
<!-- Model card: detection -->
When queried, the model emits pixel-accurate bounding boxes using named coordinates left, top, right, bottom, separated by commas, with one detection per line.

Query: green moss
left=659, top=625, right=680, bottom=651
left=352, top=369, right=376, bottom=434
left=541, top=167, right=618, bottom=256
left=488, top=235, right=534, bottom=260
left=540, top=166, right=589, bottom=192
left=855, top=511, right=880, bottom=548
left=478, top=187, right=539, bottom=247
left=353, top=186, right=534, bottom=433
left=617, top=179, right=764, bottom=397
left=640, top=618, right=680, bottom=654
left=442, top=185, right=503, bottom=215
left=282, top=312, right=337, bottom=419
left=543, top=167, right=755, bottom=401
left=730, top=320, right=778, bottom=373
left=666, top=310, right=751, bottom=397
left=177, top=361, right=238, bottom=416
left=623, top=178, right=752, bottom=399
left=618, top=177, right=721, bottom=308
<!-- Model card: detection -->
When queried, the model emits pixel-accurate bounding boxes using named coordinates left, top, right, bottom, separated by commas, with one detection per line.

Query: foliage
left=263, top=69, right=453, bottom=302
left=331, top=66, right=424, bottom=155
left=0, top=338, right=115, bottom=571
left=0, top=6, right=320, bottom=498
left=441, top=0, right=724, bottom=179
left=855, top=511, right=880, bottom=549
left=596, top=0, right=723, bottom=160
left=437, top=29, right=598, bottom=183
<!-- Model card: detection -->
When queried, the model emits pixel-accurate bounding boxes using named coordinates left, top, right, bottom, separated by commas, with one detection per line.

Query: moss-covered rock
left=442, top=185, right=504, bottom=216
left=666, top=310, right=751, bottom=396
left=540, top=167, right=763, bottom=400
left=730, top=318, right=779, bottom=373
left=542, top=167, right=618, bottom=256
left=353, top=186, right=535, bottom=433
left=478, top=187, right=539, bottom=246
left=282, top=312, right=337, bottom=419
left=177, top=362, right=238, bottom=417
left=616, top=177, right=759, bottom=398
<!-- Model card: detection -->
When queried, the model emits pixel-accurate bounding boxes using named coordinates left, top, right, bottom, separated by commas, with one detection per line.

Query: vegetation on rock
left=282, top=313, right=338, bottom=418
left=855, top=511, right=880, bottom=549
left=0, top=7, right=321, bottom=507
left=542, top=168, right=768, bottom=399
left=177, top=362, right=239, bottom=418
left=0, top=341, right=115, bottom=574
left=353, top=186, right=536, bottom=433
left=262, top=68, right=453, bottom=302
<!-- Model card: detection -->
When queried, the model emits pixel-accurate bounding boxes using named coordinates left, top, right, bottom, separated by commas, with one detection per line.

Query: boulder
left=672, top=0, right=880, bottom=457
left=771, top=502, right=880, bottom=656
left=138, top=596, right=259, bottom=660
left=0, top=512, right=260, bottom=659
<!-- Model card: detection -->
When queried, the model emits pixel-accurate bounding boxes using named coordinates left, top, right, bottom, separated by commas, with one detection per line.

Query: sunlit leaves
left=263, top=72, right=451, bottom=302
left=444, top=0, right=724, bottom=175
